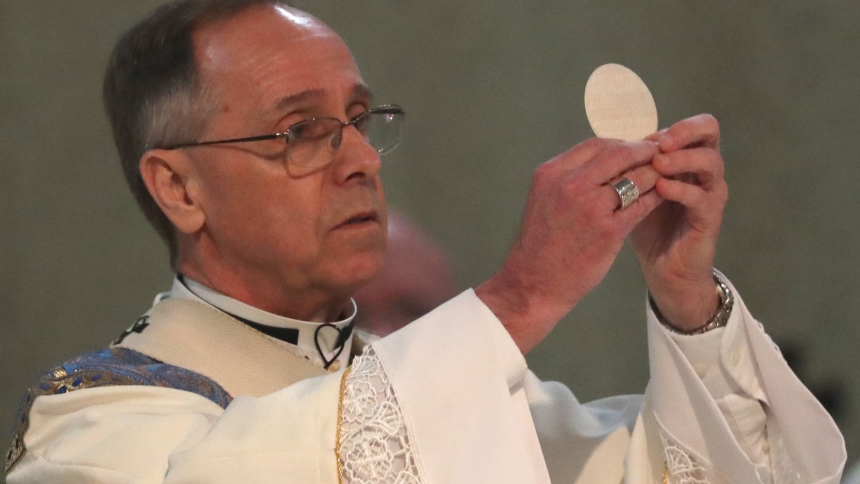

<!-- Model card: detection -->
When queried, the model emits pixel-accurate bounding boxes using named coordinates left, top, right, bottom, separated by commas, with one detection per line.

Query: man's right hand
left=476, top=138, right=663, bottom=354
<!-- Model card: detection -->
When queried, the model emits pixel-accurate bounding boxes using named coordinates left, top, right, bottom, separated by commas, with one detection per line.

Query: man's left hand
left=629, top=114, right=729, bottom=332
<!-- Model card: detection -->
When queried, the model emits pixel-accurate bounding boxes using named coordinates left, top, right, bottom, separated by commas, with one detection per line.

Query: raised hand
left=477, top=138, right=664, bottom=354
left=630, top=114, right=729, bottom=331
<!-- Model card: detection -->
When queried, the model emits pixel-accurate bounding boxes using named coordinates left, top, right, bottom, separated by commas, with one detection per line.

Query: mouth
left=335, top=211, right=379, bottom=229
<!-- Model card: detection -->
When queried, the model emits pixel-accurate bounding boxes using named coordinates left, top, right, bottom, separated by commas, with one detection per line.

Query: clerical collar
left=164, top=275, right=356, bottom=372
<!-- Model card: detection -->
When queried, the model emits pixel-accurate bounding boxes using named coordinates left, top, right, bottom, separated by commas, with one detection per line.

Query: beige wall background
left=2, top=0, right=859, bottom=476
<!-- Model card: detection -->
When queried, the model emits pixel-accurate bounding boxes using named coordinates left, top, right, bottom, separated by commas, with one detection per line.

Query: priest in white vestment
left=4, top=1, right=846, bottom=483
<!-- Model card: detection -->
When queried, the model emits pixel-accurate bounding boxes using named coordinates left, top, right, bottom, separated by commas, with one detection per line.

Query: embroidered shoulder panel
left=5, top=347, right=232, bottom=475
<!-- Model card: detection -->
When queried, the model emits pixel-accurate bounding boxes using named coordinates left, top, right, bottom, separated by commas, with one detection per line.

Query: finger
left=541, top=137, right=621, bottom=176
left=601, top=164, right=661, bottom=210
left=654, top=177, right=707, bottom=207
left=653, top=148, right=724, bottom=189
left=586, top=140, right=660, bottom=184
left=616, top=164, right=661, bottom=192
left=658, top=114, right=720, bottom=153
left=643, top=128, right=668, bottom=143
left=613, top=189, right=663, bottom=229
left=571, top=137, right=619, bottom=162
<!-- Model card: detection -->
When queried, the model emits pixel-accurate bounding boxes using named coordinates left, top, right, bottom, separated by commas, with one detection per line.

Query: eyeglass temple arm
left=162, top=133, right=285, bottom=150
left=161, top=106, right=403, bottom=150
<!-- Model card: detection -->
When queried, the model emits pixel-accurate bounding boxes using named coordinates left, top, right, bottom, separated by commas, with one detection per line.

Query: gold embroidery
left=5, top=371, right=100, bottom=474
left=335, top=366, right=352, bottom=484
left=663, top=461, right=669, bottom=484
left=5, top=431, right=24, bottom=474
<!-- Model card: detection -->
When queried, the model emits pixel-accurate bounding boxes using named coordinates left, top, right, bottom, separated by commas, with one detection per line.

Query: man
left=353, top=209, right=459, bottom=336
left=4, top=0, right=845, bottom=483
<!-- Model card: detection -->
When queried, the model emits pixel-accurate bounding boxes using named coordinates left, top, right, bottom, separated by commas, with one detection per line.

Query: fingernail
left=658, top=134, right=673, bottom=148
left=655, top=154, right=670, bottom=167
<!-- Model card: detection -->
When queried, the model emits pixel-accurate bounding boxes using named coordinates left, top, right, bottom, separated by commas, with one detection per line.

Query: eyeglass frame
left=157, top=104, right=405, bottom=154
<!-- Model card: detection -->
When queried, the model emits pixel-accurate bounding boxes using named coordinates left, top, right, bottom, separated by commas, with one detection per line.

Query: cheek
left=199, top=163, right=325, bottom=261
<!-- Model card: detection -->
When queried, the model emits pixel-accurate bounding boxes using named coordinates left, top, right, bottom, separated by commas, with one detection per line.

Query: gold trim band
left=335, top=366, right=352, bottom=484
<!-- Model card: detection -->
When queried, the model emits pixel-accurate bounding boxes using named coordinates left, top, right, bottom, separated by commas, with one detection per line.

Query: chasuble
left=5, top=277, right=845, bottom=483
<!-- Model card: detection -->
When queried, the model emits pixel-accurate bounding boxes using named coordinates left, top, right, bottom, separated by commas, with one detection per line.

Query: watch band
left=650, top=270, right=734, bottom=335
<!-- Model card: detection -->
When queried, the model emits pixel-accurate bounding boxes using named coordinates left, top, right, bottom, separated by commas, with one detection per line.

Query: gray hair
left=103, top=0, right=292, bottom=266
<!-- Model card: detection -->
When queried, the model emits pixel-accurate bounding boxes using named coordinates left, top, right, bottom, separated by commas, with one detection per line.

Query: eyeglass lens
left=286, top=110, right=403, bottom=175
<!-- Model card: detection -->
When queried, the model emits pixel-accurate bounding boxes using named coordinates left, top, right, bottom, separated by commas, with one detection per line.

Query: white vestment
left=5, top=277, right=845, bottom=483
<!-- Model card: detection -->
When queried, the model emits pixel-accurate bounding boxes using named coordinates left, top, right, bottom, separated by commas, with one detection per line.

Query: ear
left=139, top=149, right=206, bottom=235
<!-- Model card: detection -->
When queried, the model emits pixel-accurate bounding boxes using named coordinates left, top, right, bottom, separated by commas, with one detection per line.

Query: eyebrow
left=352, top=84, right=375, bottom=104
left=274, top=84, right=375, bottom=112
left=275, top=89, right=324, bottom=111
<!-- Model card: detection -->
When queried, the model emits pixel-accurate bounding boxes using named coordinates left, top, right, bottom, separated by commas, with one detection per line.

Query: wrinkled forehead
left=193, top=5, right=364, bottom=107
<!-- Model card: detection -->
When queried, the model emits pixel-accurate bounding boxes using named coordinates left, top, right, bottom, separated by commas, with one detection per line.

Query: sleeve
left=642, top=276, right=845, bottom=483
left=527, top=276, right=846, bottom=484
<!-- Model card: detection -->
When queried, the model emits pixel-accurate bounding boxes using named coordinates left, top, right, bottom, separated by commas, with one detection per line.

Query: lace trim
left=661, top=432, right=727, bottom=484
left=337, top=346, right=421, bottom=484
left=771, top=433, right=804, bottom=484
left=662, top=425, right=807, bottom=484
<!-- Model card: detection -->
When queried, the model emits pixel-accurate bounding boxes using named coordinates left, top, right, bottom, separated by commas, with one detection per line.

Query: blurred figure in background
left=844, top=462, right=860, bottom=484
left=353, top=209, right=458, bottom=336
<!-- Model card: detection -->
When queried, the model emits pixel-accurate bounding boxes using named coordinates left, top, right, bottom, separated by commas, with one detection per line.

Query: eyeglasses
left=160, top=104, right=405, bottom=176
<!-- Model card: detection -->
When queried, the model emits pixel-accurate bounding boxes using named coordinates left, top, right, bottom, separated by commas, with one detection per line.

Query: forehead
left=193, top=6, right=365, bottom=107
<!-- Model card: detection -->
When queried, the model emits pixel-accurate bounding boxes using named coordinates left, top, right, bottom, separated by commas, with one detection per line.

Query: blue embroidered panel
left=6, top=347, right=231, bottom=474
left=43, top=347, right=231, bottom=405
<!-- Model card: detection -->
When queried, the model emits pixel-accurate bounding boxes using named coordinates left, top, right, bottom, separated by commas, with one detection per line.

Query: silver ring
left=613, top=178, right=640, bottom=210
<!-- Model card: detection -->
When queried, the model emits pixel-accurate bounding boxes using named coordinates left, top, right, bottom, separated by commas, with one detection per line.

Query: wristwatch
left=649, top=270, right=734, bottom=335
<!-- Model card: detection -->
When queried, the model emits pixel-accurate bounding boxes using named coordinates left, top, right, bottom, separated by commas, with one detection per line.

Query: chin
left=321, top=251, right=385, bottom=297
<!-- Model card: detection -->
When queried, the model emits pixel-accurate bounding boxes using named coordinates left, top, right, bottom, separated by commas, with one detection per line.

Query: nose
left=331, top=124, right=382, bottom=183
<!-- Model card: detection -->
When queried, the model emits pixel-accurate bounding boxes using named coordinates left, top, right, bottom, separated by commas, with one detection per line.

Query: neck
left=177, top=248, right=351, bottom=323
